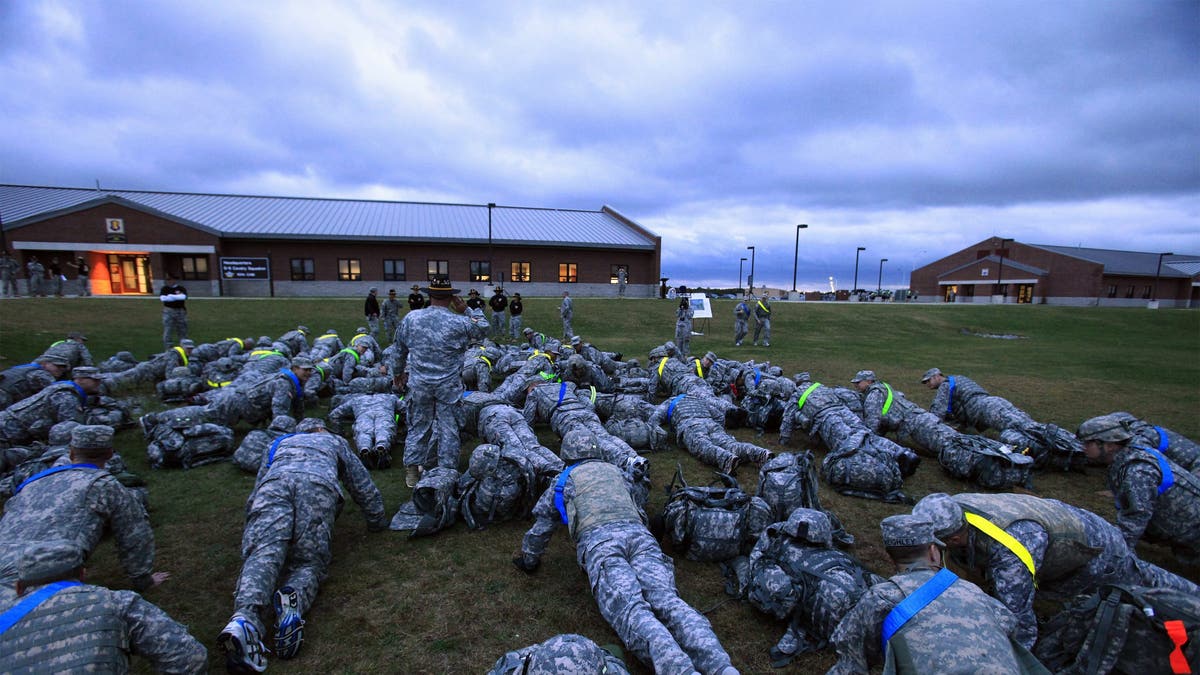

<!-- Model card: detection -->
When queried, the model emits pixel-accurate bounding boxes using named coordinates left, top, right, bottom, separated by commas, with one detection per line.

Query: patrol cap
left=19, top=539, right=85, bottom=582
left=523, top=327, right=534, bottom=335
left=1076, top=414, right=1133, bottom=443
left=39, top=354, right=70, bottom=366
left=179, top=339, right=195, bottom=349
left=793, top=371, right=812, bottom=385
left=570, top=335, right=581, bottom=345
left=48, top=420, right=81, bottom=446
left=355, top=327, right=368, bottom=335
left=921, top=367, right=943, bottom=383
left=324, top=329, right=338, bottom=335
left=469, top=289, right=480, bottom=296
left=369, top=286, right=377, bottom=293
left=850, top=369, right=877, bottom=383
left=664, top=341, right=677, bottom=353
left=881, top=514, right=945, bottom=548
left=72, top=424, right=115, bottom=450
left=67, top=331, right=88, bottom=341
left=912, top=493, right=965, bottom=539
left=269, top=415, right=297, bottom=432
left=296, top=417, right=325, bottom=433
left=781, top=508, right=833, bottom=546
left=411, top=284, right=420, bottom=290
left=296, top=325, right=310, bottom=334
left=648, top=346, right=667, bottom=359
left=72, top=366, right=101, bottom=380
left=216, top=357, right=234, bottom=369
left=512, top=292, right=521, bottom=298
left=291, top=356, right=316, bottom=371
left=257, top=336, right=273, bottom=346
left=703, top=351, right=718, bottom=363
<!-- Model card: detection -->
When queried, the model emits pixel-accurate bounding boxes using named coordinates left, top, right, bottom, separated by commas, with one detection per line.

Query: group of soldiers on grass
left=1, top=280, right=1198, bottom=673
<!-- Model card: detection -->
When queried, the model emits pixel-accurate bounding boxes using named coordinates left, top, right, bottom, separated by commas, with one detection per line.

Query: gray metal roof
left=1029, top=244, right=1194, bottom=278
left=937, top=255, right=1047, bottom=279
left=0, top=184, right=658, bottom=250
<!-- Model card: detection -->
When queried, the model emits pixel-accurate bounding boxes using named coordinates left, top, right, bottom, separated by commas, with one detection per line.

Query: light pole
left=747, top=246, right=756, bottom=294
left=852, top=247, right=866, bottom=293
left=1153, top=252, right=1175, bottom=305
left=877, top=258, right=888, bottom=294
left=739, top=257, right=747, bottom=294
left=791, top=223, right=808, bottom=292
left=487, top=203, right=496, bottom=285
left=994, top=237, right=1013, bottom=301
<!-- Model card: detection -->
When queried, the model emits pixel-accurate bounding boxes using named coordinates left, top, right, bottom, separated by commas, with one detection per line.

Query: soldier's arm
left=779, top=404, right=796, bottom=445
left=862, top=390, right=884, bottom=433
left=985, top=521, right=1046, bottom=650
left=520, top=485, right=561, bottom=562
left=521, top=392, right=540, bottom=426
left=929, top=383, right=951, bottom=421
left=326, top=399, right=354, bottom=434
left=828, top=586, right=893, bottom=675
left=91, top=477, right=157, bottom=590
left=1113, top=463, right=1159, bottom=548
left=270, top=380, right=295, bottom=418
left=336, top=437, right=387, bottom=530
left=646, top=400, right=669, bottom=428
left=117, top=590, right=209, bottom=674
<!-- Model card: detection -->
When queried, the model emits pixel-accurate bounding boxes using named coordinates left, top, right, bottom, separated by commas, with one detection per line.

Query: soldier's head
left=512, top=292, right=521, bottom=300
left=16, top=539, right=85, bottom=594
left=69, top=424, right=115, bottom=465
left=559, top=429, right=602, bottom=463
left=36, top=354, right=69, bottom=379
left=881, top=514, right=946, bottom=570
left=369, top=286, right=378, bottom=296
left=850, top=369, right=877, bottom=392
left=388, top=289, right=397, bottom=298
left=781, top=508, right=833, bottom=547
left=920, top=367, right=945, bottom=389
left=701, top=351, right=718, bottom=369
left=353, top=340, right=369, bottom=354
left=912, top=493, right=968, bottom=547
left=663, top=341, right=677, bottom=356
left=178, top=338, right=195, bottom=353
left=296, top=417, right=326, bottom=434
left=67, top=331, right=88, bottom=343
left=296, top=325, right=309, bottom=335
left=269, top=415, right=297, bottom=433
left=422, top=276, right=458, bottom=307
left=1076, top=414, right=1134, bottom=464
left=72, top=366, right=103, bottom=394
left=290, top=357, right=317, bottom=383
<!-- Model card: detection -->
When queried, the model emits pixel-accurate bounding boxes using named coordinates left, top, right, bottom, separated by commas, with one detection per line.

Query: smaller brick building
left=910, top=237, right=1199, bottom=307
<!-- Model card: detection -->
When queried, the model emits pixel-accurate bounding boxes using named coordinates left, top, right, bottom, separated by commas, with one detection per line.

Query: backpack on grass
left=662, top=464, right=767, bottom=562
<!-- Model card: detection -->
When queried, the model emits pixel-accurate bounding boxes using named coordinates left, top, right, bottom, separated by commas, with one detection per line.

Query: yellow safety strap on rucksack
left=478, top=355, right=493, bottom=370
left=528, top=350, right=545, bottom=360
left=251, top=350, right=282, bottom=358
left=316, top=334, right=338, bottom=341
left=693, top=359, right=703, bottom=377
left=588, top=385, right=597, bottom=404
left=757, top=300, right=769, bottom=313
left=963, top=511, right=1038, bottom=584
left=881, top=383, right=895, bottom=415
left=207, top=379, right=231, bottom=388
left=796, top=382, right=822, bottom=409
left=339, top=348, right=361, bottom=363
left=172, top=346, right=189, bottom=366
left=657, top=357, right=670, bottom=376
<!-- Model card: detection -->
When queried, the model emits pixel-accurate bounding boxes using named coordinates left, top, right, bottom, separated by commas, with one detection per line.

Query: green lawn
left=1, top=297, right=1198, bottom=673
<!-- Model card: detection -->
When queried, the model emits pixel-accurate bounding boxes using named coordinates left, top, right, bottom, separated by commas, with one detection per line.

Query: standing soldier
left=489, top=286, right=509, bottom=340
left=733, top=297, right=750, bottom=346
left=508, top=292, right=524, bottom=339
left=407, top=283, right=425, bottom=311
left=752, top=294, right=772, bottom=347
left=363, top=287, right=381, bottom=339
left=67, top=255, right=91, bottom=296
left=560, top=290, right=574, bottom=340
left=381, top=289, right=402, bottom=343
left=25, top=255, right=44, bottom=297
left=47, top=256, right=64, bottom=296
left=617, top=266, right=628, bottom=298
left=675, top=296, right=694, bottom=357
left=0, top=249, right=20, bottom=297
left=159, top=272, right=188, bottom=349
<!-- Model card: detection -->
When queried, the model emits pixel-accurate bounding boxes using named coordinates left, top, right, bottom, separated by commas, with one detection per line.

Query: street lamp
left=877, top=258, right=889, bottom=294
left=487, top=203, right=496, bottom=285
left=995, top=237, right=1013, bottom=301
left=1153, top=252, right=1175, bottom=305
left=791, top=224, right=808, bottom=292
left=853, top=247, right=866, bottom=293
left=747, top=246, right=756, bottom=294
left=739, top=257, right=748, bottom=294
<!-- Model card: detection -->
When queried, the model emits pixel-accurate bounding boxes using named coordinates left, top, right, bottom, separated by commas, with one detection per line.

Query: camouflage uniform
left=0, top=381, right=89, bottom=447
left=201, top=356, right=241, bottom=390
left=732, top=300, right=750, bottom=346
left=381, top=295, right=403, bottom=342
left=462, top=344, right=502, bottom=393
left=560, top=354, right=614, bottom=394
left=460, top=392, right=555, bottom=463
left=458, top=442, right=563, bottom=529
left=159, top=280, right=189, bottom=349
left=106, top=345, right=192, bottom=390
left=560, top=293, right=574, bottom=340
left=394, top=304, right=488, bottom=469
left=0, top=427, right=156, bottom=590
left=205, top=368, right=307, bottom=427
left=647, top=354, right=707, bottom=398
left=0, top=251, right=18, bottom=296
left=648, top=393, right=771, bottom=473
left=327, top=393, right=405, bottom=465
left=519, top=458, right=736, bottom=675
left=231, top=416, right=297, bottom=473
left=0, top=361, right=59, bottom=411
left=0, top=540, right=207, bottom=673
left=1107, top=445, right=1200, bottom=562
left=508, top=295, right=524, bottom=339
left=523, top=381, right=645, bottom=478
left=1108, top=411, right=1200, bottom=475
left=675, top=301, right=694, bottom=356
left=751, top=296, right=771, bottom=346
left=488, top=633, right=630, bottom=675
left=348, top=331, right=382, bottom=367
left=308, top=331, right=344, bottom=361
left=41, top=335, right=95, bottom=372
left=232, top=429, right=386, bottom=635
left=156, top=366, right=205, bottom=403
left=26, top=259, right=44, bottom=296
left=277, top=327, right=310, bottom=358
left=914, top=492, right=1200, bottom=649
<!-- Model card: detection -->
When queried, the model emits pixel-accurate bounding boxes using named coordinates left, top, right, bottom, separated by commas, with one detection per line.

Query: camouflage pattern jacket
left=253, top=431, right=386, bottom=529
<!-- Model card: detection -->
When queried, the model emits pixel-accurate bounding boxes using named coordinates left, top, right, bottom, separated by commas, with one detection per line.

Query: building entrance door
left=943, top=285, right=957, bottom=302
left=1016, top=284, right=1034, bottom=304
left=107, top=254, right=151, bottom=294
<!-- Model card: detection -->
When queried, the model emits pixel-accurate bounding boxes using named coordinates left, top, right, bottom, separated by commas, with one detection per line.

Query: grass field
left=1, top=296, right=1198, bottom=674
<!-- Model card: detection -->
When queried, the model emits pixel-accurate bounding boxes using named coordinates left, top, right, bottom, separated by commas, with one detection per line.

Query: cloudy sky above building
left=2, top=1, right=1197, bottom=290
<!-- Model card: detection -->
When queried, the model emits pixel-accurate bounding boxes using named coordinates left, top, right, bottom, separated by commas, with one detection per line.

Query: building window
left=1106, top=284, right=1117, bottom=298
left=558, top=263, right=578, bottom=283
left=180, top=256, right=209, bottom=280
left=961, top=284, right=975, bottom=298
left=1142, top=285, right=1153, bottom=299
left=511, top=261, right=531, bottom=282
left=469, top=260, right=491, bottom=283
left=338, top=258, right=362, bottom=282
left=383, top=259, right=406, bottom=281
left=427, top=260, right=448, bottom=280
left=1124, top=286, right=1135, bottom=299
left=610, top=264, right=628, bottom=284
left=290, top=258, right=315, bottom=281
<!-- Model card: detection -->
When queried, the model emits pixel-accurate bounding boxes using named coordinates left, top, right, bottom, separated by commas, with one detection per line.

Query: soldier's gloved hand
left=512, top=553, right=540, bottom=575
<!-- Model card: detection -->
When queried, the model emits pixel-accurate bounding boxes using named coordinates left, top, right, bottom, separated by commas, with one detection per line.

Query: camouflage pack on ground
left=98, top=351, right=139, bottom=373
left=389, top=467, right=461, bottom=537
left=938, top=435, right=1035, bottom=489
left=459, top=444, right=550, bottom=530
left=145, top=412, right=234, bottom=469
left=84, top=396, right=141, bottom=430
left=603, top=417, right=667, bottom=452
left=1035, top=583, right=1200, bottom=675
left=662, top=464, right=767, bottom=562
left=756, top=452, right=854, bottom=546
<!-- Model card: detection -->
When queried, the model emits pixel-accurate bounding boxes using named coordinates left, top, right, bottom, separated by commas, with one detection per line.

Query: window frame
left=290, top=258, right=315, bottom=281
left=511, top=261, right=531, bottom=283
left=427, top=259, right=449, bottom=281
left=179, top=255, right=209, bottom=280
left=383, top=259, right=406, bottom=282
left=469, top=260, right=492, bottom=283
left=610, top=264, right=628, bottom=284
left=337, top=258, right=362, bottom=282
left=558, top=262, right=578, bottom=284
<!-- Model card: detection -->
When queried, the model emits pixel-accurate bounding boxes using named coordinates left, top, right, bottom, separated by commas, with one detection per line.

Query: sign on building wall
left=104, top=218, right=126, bottom=243
left=220, top=257, right=271, bottom=280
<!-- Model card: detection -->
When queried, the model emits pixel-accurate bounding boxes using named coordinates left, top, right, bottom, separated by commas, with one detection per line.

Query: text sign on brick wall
left=220, top=257, right=271, bottom=280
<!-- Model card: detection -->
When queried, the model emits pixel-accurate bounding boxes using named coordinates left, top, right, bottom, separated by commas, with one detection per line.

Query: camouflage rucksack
left=1035, top=584, right=1200, bottom=675
left=938, top=435, right=1034, bottom=490
left=757, top=452, right=854, bottom=546
left=662, top=464, right=768, bottom=562
left=145, top=409, right=235, bottom=469
left=603, top=417, right=668, bottom=452
left=459, top=444, right=549, bottom=529
left=390, top=467, right=461, bottom=538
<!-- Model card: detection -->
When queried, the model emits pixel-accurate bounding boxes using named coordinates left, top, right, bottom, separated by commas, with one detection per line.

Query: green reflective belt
left=588, top=385, right=597, bottom=404
left=172, top=346, right=189, bottom=366
left=796, top=382, right=822, bottom=410
left=339, top=348, right=361, bottom=363
left=881, top=383, right=894, bottom=415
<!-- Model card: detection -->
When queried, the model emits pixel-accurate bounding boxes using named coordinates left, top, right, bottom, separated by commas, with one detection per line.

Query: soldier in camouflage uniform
left=393, top=277, right=489, bottom=486
left=40, top=331, right=94, bottom=373
left=219, top=418, right=387, bottom=672
left=460, top=391, right=559, bottom=468
left=1077, top=415, right=1200, bottom=564
left=0, top=425, right=158, bottom=590
left=914, top=492, right=1200, bottom=649
left=559, top=290, right=574, bottom=340
left=156, top=365, right=205, bottom=403
left=0, top=354, right=69, bottom=411
left=675, top=296, right=694, bottom=357
left=0, top=540, right=205, bottom=673
left=487, top=633, right=630, bottom=675
left=0, top=249, right=18, bottom=296
left=321, top=339, right=369, bottom=389
left=349, top=327, right=382, bottom=368
left=559, top=353, right=614, bottom=394
left=202, top=356, right=314, bottom=428
left=522, top=380, right=647, bottom=486
left=98, top=350, right=140, bottom=373
left=231, top=415, right=297, bottom=473
left=751, top=294, right=771, bottom=346
left=276, top=325, right=310, bottom=358
left=202, top=356, right=241, bottom=390
left=308, top=329, right=344, bottom=361
left=1100, top=411, right=1200, bottom=475
left=106, top=339, right=196, bottom=391
left=514, top=430, right=740, bottom=675
left=382, top=290, right=403, bottom=342
left=0, top=366, right=102, bottom=448
left=488, top=286, right=508, bottom=339
left=732, top=298, right=750, bottom=346
left=327, top=392, right=405, bottom=469
left=648, top=390, right=772, bottom=474
left=828, top=515, right=1047, bottom=675
left=461, top=342, right=503, bottom=393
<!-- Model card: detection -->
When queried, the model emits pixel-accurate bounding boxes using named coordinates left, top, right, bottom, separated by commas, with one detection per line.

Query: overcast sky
left=2, top=1, right=1197, bottom=290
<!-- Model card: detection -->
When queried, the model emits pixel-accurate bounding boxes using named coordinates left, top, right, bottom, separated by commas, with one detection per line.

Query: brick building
left=0, top=184, right=661, bottom=298
left=910, top=236, right=1199, bottom=307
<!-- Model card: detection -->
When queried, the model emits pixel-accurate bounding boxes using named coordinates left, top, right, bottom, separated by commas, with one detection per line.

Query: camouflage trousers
left=508, top=315, right=523, bottom=340
left=552, top=411, right=640, bottom=471
left=895, top=411, right=959, bottom=454
left=479, top=408, right=544, bottom=457
left=78, top=276, right=91, bottom=296
left=490, top=312, right=507, bottom=338
left=562, top=316, right=573, bottom=341
left=677, top=418, right=770, bottom=473
left=733, top=318, right=748, bottom=345
left=162, top=308, right=188, bottom=349
left=1, top=274, right=17, bottom=297
left=235, top=475, right=341, bottom=631
left=753, top=318, right=771, bottom=345
left=578, top=521, right=733, bottom=674
left=675, top=324, right=691, bottom=357
left=366, top=316, right=380, bottom=338
left=383, top=317, right=400, bottom=344
left=404, top=383, right=462, bottom=469
left=352, top=413, right=398, bottom=452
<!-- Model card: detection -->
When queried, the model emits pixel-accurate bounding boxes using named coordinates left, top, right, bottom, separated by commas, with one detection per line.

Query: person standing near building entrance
left=47, top=257, right=64, bottom=297
left=67, top=256, right=91, bottom=296
left=159, top=272, right=188, bottom=349
left=363, top=287, right=381, bottom=339
left=25, top=256, right=44, bottom=297
left=560, top=291, right=574, bottom=340
left=617, top=267, right=627, bottom=298
left=0, top=250, right=18, bottom=297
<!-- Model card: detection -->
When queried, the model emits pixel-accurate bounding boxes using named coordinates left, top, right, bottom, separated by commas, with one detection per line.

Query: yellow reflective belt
left=207, top=379, right=231, bottom=388
left=528, top=350, right=545, bottom=360
left=963, top=511, right=1038, bottom=583
left=757, top=300, right=769, bottom=313
left=796, top=382, right=822, bottom=409
left=352, top=333, right=368, bottom=345
left=881, top=383, right=894, bottom=415
left=172, top=346, right=189, bottom=366
left=657, top=357, right=670, bottom=376
left=478, top=355, right=493, bottom=370
left=339, top=348, right=361, bottom=363
left=251, top=350, right=281, bottom=358
left=588, top=385, right=597, bottom=404
left=316, top=334, right=337, bottom=341
left=694, top=360, right=704, bottom=377
left=228, top=337, right=244, bottom=349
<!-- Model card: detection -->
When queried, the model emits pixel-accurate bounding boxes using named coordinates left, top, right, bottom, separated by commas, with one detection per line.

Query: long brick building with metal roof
left=910, top=236, right=1199, bottom=307
left=0, top=184, right=661, bottom=297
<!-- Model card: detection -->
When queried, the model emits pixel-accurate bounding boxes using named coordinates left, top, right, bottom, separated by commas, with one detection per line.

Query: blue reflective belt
left=13, top=463, right=100, bottom=495
left=280, top=369, right=303, bottom=399
left=666, top=394, right=686, bottom=422
left=266, top=433, right=299, bottom=468
left=0, top=581, right=82, bottom=635
left=753, top=369, right=762, bottom=387
left=1136, top=445, right=1175, bottom=495
left=946, top=376, right=957, bottom=416
left=68, top=382, right=88, bottom=405
left=881, top=568, right=958, bottom=655
left=556, top=383, right=568, bottom=407
left=554, top=462, right=583, bottom=524
left=1154, top=426, right=1169, bottom=453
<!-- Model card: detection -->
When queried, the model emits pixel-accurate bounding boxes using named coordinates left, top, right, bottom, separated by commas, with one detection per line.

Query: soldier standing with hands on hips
left=159, top=272, right=188, bottom=349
